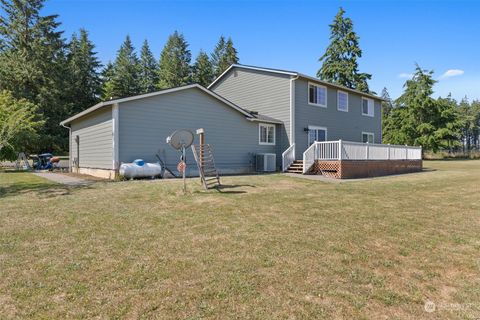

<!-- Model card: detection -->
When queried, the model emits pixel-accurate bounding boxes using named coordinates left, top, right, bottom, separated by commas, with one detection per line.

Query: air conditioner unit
left=256, top=153, right=276, bottom=172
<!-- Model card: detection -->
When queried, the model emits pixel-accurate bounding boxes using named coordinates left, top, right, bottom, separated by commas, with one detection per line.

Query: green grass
left=1, top=161, right=480, bottom=319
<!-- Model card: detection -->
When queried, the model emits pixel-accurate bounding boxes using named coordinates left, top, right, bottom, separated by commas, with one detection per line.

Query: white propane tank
left=119, top=159, right=162, bottom=179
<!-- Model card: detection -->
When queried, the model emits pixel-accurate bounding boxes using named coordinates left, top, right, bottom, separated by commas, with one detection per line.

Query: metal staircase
left=191, top=144, right=221, bottom=189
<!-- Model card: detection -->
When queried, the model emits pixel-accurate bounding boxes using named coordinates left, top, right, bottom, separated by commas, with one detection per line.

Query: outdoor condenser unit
left=256, top=153, right=276, bottom=172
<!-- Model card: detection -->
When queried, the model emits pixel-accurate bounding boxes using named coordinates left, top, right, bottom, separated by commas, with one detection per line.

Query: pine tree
left=102, top=35, right=141, bottom=99
left=384, top=64, right=461, bottom=152
left=211, top=36, right=239, bottom=78
left=66, top=29, right=102, bottom=114
left=192, top=50, right=214, bottom=87
left=0, top=0, right=68, bottom=152
left=380, top=87, right=394, bottom=141
left=139, top=39, right=158, bottom=93
left=211, top=35, right=226, bottom=77
left=157, top=31, right=191, bottom=89
left=100, top=61, right=115, bottom=100
left=381, top=87, right=393, bottom=117
left=223, top=37, right=239, bottom=68
left=317, top=7, right=371, bottom=93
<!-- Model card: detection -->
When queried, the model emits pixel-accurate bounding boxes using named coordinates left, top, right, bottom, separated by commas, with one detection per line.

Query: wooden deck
left=309, top=159, right=423, bottom=179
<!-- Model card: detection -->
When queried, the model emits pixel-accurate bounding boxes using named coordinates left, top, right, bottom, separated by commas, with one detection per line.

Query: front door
left=308, top=126, right=327, bottom=146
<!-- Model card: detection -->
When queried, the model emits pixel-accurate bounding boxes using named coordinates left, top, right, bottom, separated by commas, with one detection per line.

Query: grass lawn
left=1, top=161, right=479, bottom=319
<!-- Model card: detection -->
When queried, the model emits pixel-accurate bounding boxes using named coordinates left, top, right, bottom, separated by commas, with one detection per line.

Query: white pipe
left=60, top=122, right=72, bottom=170
left=289, top=75, right=299, bottom=157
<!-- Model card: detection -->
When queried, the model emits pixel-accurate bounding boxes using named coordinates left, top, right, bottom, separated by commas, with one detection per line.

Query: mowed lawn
left=1, top=161, right=479, bottom=319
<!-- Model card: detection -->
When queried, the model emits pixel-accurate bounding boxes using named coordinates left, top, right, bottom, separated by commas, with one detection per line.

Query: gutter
left=60, top=122, right=72, bottom=170
left=290, top=75, right=299, bottom=155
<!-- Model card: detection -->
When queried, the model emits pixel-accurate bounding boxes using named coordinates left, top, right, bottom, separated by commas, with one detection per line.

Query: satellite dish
left=166, top=129, right=194, bottom=150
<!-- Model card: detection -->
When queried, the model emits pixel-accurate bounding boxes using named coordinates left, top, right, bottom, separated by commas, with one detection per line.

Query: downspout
left=290, top=74, right=299, bottom=158
left=60, top=122, right=72, bottom=171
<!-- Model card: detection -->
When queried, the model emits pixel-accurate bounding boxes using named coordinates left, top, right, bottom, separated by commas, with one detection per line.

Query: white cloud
left=439, top=69, right=464, bottom=79
left=398, top=73, right=413, bottom=79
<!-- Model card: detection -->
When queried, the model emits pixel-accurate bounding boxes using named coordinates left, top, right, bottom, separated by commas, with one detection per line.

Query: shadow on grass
left=214, top=184, right=256, bottom=194
left=0, top=178, right=92, bottom=199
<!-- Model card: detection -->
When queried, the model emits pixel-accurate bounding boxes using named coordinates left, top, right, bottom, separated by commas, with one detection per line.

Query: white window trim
left=308, top=82, right=327, bottom=108
left=258, top=123, right=276, bottom=145
left=362, top=131, right=375, bottom=143
left=362, top=97, right=374, bottom=117
left=337, top=90, right=349, bottom=112
left=308, top=125, right=328, bottom=146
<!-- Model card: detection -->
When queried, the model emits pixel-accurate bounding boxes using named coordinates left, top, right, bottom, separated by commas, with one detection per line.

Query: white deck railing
left=302, top=140, right=422, bottom=173
left=282, top=144, right=295, bottom=172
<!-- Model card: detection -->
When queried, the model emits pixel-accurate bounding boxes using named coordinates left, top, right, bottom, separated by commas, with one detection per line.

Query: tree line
left=317, top=8, right=480, bottom=154
left=1, top=2, right=478, bottom=160
left=0, top=0, right=238, bottom=159
left=102, top=32, right=238, bottom=100
left=381, top=68, right=480, bottom=153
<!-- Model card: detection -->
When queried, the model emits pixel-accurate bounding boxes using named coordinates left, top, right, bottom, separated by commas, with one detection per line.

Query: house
left=60, top=64, right=421, bottom=179
left=60, top=84, right=282, bottom=179
left=209, top=64, right=383, bottom=163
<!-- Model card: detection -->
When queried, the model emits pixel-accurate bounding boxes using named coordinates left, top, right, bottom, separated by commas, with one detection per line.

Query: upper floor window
left=308, top=83, right=327, bottom=107
left=259, top=123, right=275, bottom=145
left=337, top=91, right=348, bottom=112
left=362, top=98, right=374, bottom=117
left=362, top=132, right=374, bottom=143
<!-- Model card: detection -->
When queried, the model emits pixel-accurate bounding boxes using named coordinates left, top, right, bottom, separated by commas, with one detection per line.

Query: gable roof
left=208, top=64, right=383, bottom=101
left=60, top=84, right=282, bottom=126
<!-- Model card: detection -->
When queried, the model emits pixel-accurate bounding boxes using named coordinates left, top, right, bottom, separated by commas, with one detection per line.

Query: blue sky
left=41, top=0, right=479, bottom=101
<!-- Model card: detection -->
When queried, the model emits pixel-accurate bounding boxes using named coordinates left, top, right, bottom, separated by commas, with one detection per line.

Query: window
left=362, top=132, right=374, bottom=143
left=308, top=83, right=327, bottom=107
left=308, top=126, right=327, bottom=146
left=259, top=123, right=275, bottom=145
left=362, top=98, right=374, bottom=117
left=337, top=91, right=348, bottom=112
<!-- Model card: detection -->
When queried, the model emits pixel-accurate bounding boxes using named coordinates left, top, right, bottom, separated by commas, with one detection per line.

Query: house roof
left=208, top=64, right=383, bottom=101
left=60, top=84, right=282, bottom=126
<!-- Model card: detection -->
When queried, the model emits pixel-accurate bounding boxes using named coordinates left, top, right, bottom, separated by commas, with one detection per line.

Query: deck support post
left=338, top=139, right=342, bottom=160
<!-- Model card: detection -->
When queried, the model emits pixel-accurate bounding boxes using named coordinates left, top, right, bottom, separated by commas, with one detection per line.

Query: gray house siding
left=294, top=78, right=382, bottom=159
left=70, top=107, right=113, bottom=169
left=210, top=68, right=292, bottom=163
left=118, top=87, right=276, bottom=175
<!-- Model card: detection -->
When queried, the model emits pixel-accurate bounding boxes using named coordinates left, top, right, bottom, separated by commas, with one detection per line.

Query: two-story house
left=60, top=64, right=421, bottom=179
left=209, top=64, right=383, bottom=163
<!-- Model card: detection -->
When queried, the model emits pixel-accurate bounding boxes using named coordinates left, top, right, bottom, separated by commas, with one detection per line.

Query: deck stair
left=191, top=144, right=221, bottom=189
left=286, top=160, right=304, bottom=174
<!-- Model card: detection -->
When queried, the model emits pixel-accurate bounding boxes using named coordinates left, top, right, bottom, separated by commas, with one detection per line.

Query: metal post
left=405, top=144, right=408, bottom=160
left=388, top=144, right=390, bottom=160
left=366, top=142, right=369, bottom=160
left=182, top=146, right=186, bottom=194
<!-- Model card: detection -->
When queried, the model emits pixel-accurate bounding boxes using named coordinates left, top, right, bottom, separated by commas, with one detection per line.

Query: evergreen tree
left=102, top=35, right=141, bottom=99
left=157, top=31, right=191, bottom=89
left=317, top=7, right=371, bottom=93
left=381, top=87, right=394, bottom=141
left=458, top=97, right=480, bottom=152
left=0, top=0, right=68, bottom=152
left=192, top=50, right=214, bottom=87
left=66, top=29, right=102, bottom=114
left=223, top=37, right=239, bottom=67
left=100, top=61, right=115, bottom=100
left=381, top=87, right=394, bottom=118
left=211, top=36, right=239, bottom=77
left=384, top=64, right=461, bottom=152
left=211, top=35, right=226, bottom=77
left=139, top=39, right=158, bottom=93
